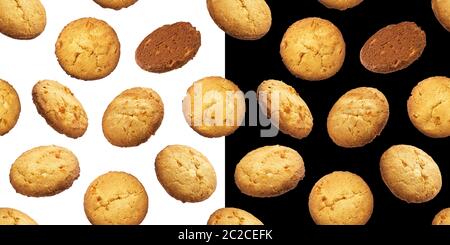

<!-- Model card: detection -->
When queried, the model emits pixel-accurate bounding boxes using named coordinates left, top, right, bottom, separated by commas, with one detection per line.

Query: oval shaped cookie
left=360, top=22, right=426, bottom=74
left=10, top=145, right=80, bottom=197
left=0, top=0, right=46, bottom=39
left=309, top=171, right=373, bottom=225
left=182, top=76, right=245, bottom=138
left=102, top=87, right=164, bottom=147
left=0, top=208, right=37, bottom=225
left=94, top=0, right=137, bottom=10
left=380, top=145, right=442, bottom=203
left=136, top=22, right=201, bottom=73
left=319, top=0, right=363, bottom=10
left=207, top=0, right=272, bottom=40
left=432, top=208, right=450, bottom=225
left=327, top=87, right=389, bottom=148
left=407, top=76, right=450, bottom=138
left=0, top=79, right=21, bottom=136
left=155, top=145, right=217, bottom=203
left=55, top=17, right=120, bottom=80
left=432, top=0, right=450, bottom=31
left=257, top=79, right=313, bottom=139
left=280, top=17, right=345, bottom=81
left=235, top=145, right=305, bottom=198
left=207, top=208, right=263, bottom=225
left=32, top=80, right=88, bottom=139
left=84, top=171, right=148, bottom=225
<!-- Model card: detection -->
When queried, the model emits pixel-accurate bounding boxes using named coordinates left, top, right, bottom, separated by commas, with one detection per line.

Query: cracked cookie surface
left=9, top=145, right=80, bottom=197
left=55, top=17, right=120, bottom=80
left=327, top=87, right=389, bottom=148
left=207, top=207, right=263, bottom=225
left=84, top=171, right=148, bottom=225
left=155, top=145, right=217, bottom=203
left=0, top=79, right=21, bottom=136
left=308, top=171, right=373, bottom=225
left=319, top=0, right=363, bottom=10
left=380, top=145, right=442, bottom=203
left=432, top=207, right=450, bottom=225
left=0, top=208, right=37, bottom=225
left=432, top=0, right=450, bottom=31
left=0, top=0, right=46, bottom=39
left=207, top=0, right=271, bottom=40
left=93, top=0, right=137, bottom=10
left=280, top=17, right=345, bottom=81
left=235, top=145, right=305, bottom=198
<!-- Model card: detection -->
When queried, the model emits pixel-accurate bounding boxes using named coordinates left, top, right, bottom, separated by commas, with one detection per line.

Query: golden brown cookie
left=32, top=80, right=88, bottom=139
left=407, top=76, right=450, bottom=138
left=84, top=171, right=148, bottom=225
left=102, top=87, right=164, bottom=147
left=308, top=171, right=373, bottom=225
left=319, top=0, right=363, bottom=10
left=0, top=208, right=37, bottom=225
left=0, top=79, right=21, bottom=136
left=10, top=145, right=80, bottom=197
left=235, top=145, right=305, bottom=198
left=182, top=76, right=245, bottom=138
left=207, top=207, right=263, bottom=225
left=55, top=17, right=120, bottom=80
left=327, top=87, right=389, bottom=148
left=432, top=0, right=450, bottom=31
left=94, top=0, right=137, bottom=10
left=360, top=22, right=426, bottom=74
left=0, top=0, right=46, bottom=39
left=280, top=17, right=345, bottom=81
left=432, top=208, right=450, bottom=225
left=257, top=79, right=313, bottom=139
left=380, top=145, right=442, bottom=203
left=206, top=0, right=272, bottom=40
left=136, top=22, right=201, bottom=73
left=155, top=145, right=216, bottom=203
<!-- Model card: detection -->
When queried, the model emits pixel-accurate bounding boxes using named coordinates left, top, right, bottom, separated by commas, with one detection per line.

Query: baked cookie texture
left=380, top=145, right=442, bottom=203
left=102, top=87, right=164, bottom=147
left=155, top=145, right=216, bottom=203
left=206, top=0, right=272, bottom=40
left=55, top=17, right=120, bottom=80
left=432, top=208, right=450, bottom=225
left=0, top=0, right=46, bottom=39
left=235, top=145, right=305, bottom=198
left=360, top=22, right=426, bottom=74
left=280, top=17, right=345, bottom=81
left=407, top=76, right=450, bottom=138
left=32, top=80, right=88, bottom=139
left=136, top=22, right=201, bottom=73
left=207, top=207, right=263, bottom=225
left=94, top=0, right=138, bottom=10
left=308, top=171, right=373, bottom=225
left=182, top=76, right=245, bottom=138
left=327, top=87, right=389, bottom=148
left=0, top=79, right=21, bottom=136
left=10, top=145, right=80, bottom=197
left=319, top=0, right=363, bottom=10
left=84, top=171, right=148, bottom=225
left=432, top=0, right=450, bottom=31
left=257, top=79, right=313, bottom=139
left=0, top=208, right=37, bottom=225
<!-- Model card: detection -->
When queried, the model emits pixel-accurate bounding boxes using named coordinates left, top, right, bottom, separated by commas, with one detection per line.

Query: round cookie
left=0, top=0, right=46, bottom=39
left=308, top=171, right=373, bottom=225
left=84, top=171, right=148, bottom=225
left=10, top=145, right=80, bottom=197
left=380, top=145, right=442, bottom=203
left=102, top=87, right=164, bottom=147
left=235, top=145, right=305, bottom=198
left=257, top=79, right=313, bottom=139
left=327, top=87, right=389, bottom=148
left=407, top=76, right=450, bottom=138
left=280, top=17, right=345, bottom=81
left=94, top=0, right=137, bottom=10
left=319, top=0, right=363, bottom=10
left=432, top=0, right=450, bottom=31
left=432, top=208, right=450, bottom=225
left=206, top=0, right=272, bottom=40
left=155, top=145, right=216, bottom=203
left=207, top=208, right=263, bottom=225
left=136, top=22, right=201, bottom=73
left=0, top=208, right=37, bottom=225
left=32, top=80, right=88, bottom=139
left=360, top=22, right=426, bottom=74
left=182, top=76, right=245, bottom=138
left=55, top=17, right=120, bottom=81
left=0, top=79, right=21, bottom=136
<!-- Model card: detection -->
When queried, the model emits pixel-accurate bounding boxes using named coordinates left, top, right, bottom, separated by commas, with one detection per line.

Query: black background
left=226, top=0, right=450, bottom=226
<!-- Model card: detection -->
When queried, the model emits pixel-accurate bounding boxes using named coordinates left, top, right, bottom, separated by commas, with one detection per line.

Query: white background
left=0, top=0, right=225, bottom=225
